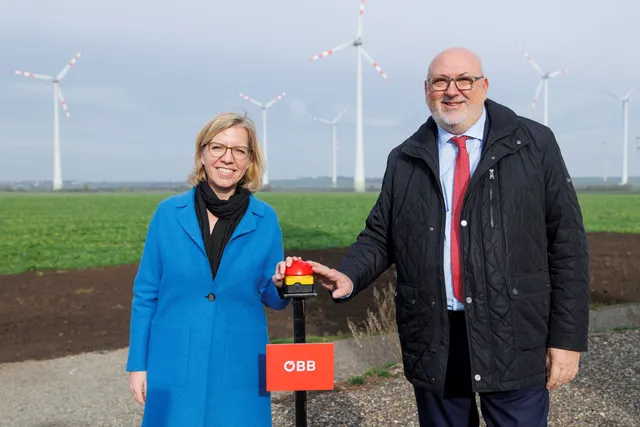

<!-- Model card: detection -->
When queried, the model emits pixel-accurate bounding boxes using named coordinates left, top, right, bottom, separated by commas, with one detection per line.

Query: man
left=308, top=47, right=590, bottom=427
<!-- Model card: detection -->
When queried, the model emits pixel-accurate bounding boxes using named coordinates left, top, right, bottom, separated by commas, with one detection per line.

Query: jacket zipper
left=489, top=168, right=495, bottom=228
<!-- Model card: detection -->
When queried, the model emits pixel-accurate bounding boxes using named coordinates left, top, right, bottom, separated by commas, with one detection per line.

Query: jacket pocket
left=395, top=281, right=419, bottom=356
left=489, top=168, right=496, bottom=228
left=507, top=271, right=551, bottom=351
left=222, top=327, right=268, bottom=387
left=147, top=321, right=190, bottom=387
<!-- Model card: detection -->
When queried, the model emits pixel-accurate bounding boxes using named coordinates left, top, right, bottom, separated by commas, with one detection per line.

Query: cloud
left=8, top=79, right=142, bottom=112
left=9, top=80, right=53, bottom=96
left=1, top=0, right=640, bottom=182
left=363, top=114, right=403, bottom=128
left=64, top=85, right=144, bottom=112
left=286, top=97, right=310, bottom=123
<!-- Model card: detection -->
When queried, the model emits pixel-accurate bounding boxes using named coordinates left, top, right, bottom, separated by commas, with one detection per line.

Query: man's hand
left=306, top=260, right=354, bottom=299
left=129, top=371, right=147, bottom=406
left=546, top=347, right=581, bottom=390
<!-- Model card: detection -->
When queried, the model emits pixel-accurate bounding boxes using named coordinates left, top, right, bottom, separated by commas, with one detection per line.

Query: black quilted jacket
left=336, top=99, right=590, bottom=393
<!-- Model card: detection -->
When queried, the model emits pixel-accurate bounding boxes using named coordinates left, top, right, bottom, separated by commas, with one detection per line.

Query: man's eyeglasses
left=204, top=142, right=252, bottom=160
left=425, top=76, right=484, bottom=92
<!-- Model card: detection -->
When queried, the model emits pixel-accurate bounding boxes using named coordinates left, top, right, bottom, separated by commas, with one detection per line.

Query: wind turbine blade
left=623, top=87, right=636, bottom=100
left=13, top=70, right=54, bottom=80
left=265, top=92, right=286, bottom=109
left=530, top=80, right=544, bottom=118
left=604, top=90, right=622, bottom=101
left=357, top=0, right=364, bottom=38
left=238, top=92, right=264, bottom=108
left=56, top=51, right=82, bottom=80
left=310, top=115, right=332, bottom=124
left=308, top=40, right=353, bottom=62
left=359, top=48, right=389, bottom=80
left=548, top=67, right=573, bottom=78
left=333, top=107, right=348, bottom=123
left=57, top=85, right=71, bottom=119
left=517, top=45, right=544, bottom=76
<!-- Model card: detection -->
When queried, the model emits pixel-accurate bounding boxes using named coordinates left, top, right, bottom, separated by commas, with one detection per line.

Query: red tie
left=451, top=136, right=470, bottom=302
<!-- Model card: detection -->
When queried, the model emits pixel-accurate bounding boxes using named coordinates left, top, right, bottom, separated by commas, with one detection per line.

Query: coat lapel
left=173, top=188, right=263, bottom=258
left=401, top=118, right=440, bottom=180
left=175, top=187, right=207, bottom=258
left=228, top=195, right=261, bottom=243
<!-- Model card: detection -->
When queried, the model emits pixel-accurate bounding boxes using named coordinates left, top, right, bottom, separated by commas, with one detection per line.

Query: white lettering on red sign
left=283, top=360, right=316, bottom=372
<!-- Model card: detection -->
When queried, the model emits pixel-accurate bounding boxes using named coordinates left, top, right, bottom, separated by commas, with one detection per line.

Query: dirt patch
left=1, top=233, right=639, bottom=364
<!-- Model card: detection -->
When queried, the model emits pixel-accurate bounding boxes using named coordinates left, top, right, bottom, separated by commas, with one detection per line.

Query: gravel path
left=273, top=330, right=640, bottom=427
left=0, top=330, right=637, bottom=427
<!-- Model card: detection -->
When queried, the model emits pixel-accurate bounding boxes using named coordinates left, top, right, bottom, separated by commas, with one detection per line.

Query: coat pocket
left=147, top=321, right=190, bottom=387
left=395, top=281, right=420, bottom=356
left=506, top=271, right=551, bottom=351
left=222, top=327, right=268, bottom=387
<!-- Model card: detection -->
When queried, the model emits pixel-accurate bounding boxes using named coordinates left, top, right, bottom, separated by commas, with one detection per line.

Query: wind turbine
left=308, top=0, right=389, bottom=193
left=309, top=108, right=348, bottom=188
left=517, top=45, right=572, bottom=127
left=238, top=91, right=286, bottom=188
left=601, top=140, right=608, bottom=182
left=13, top=51, right=82, bottom=191
left=606, top=88, right=635, bottom=185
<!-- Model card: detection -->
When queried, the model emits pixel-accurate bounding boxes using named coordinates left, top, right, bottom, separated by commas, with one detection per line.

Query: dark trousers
left=413, top=311, right=549, bottom=427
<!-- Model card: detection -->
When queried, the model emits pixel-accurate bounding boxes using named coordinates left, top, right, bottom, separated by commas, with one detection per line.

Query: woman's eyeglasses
left=204, top=143, right=251, bottom=160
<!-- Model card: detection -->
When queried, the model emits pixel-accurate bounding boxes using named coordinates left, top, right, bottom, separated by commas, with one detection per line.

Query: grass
left=347, top=362, right=399, bottom=386
left=268, top=333, right=350, bottom=344
left=0, top=191, right=638, bottom=275
left=0, top=192, right=375, bottom=275
left=577, top=193, right=640, bottom=233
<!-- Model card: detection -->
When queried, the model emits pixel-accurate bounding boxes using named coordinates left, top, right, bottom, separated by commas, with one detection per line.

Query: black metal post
left=293, top=297, right=307, bottom=427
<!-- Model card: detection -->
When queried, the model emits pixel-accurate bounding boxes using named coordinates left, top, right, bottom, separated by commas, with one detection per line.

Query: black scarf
left=194, top=180, right=250, bottom=279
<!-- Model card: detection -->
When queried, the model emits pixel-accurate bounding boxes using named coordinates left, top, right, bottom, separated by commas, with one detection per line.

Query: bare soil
left=1, top=232, right=638, bottom=364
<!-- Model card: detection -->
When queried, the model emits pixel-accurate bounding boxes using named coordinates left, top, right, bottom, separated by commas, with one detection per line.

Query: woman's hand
left=272, top=256, right=302, bottom=287
left=129, top=371, right=147, bottom=406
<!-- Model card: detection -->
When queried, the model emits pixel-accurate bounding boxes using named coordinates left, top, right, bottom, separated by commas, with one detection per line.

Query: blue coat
left=126, top=187, right=290, bottom=427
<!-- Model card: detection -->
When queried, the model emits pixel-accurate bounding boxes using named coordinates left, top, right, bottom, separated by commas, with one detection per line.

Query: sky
left=1, top=0, right=639, bottom=183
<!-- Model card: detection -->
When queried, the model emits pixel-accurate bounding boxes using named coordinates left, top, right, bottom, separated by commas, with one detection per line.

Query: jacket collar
left=174, top=186, right=263, bottom=257
left=401, top=99, right=521, bottom=177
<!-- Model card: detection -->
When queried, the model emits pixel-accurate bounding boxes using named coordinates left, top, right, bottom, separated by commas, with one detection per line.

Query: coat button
left=475, top=374, right=481, bottom=381
left=466, top=297, right=472, bottom=304
left=516, top=140, right=521, bottom=144
left=512, top=288, right=519, bottom=296
left=429, top=226, right=434, bottom=231
left=206, top=293, right=216, bottom=301
left=461, top=220, right=467, bottom=226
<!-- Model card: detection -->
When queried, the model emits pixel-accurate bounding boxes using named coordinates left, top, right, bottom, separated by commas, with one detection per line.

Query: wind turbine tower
left=517, top=45, right=572, bottom=127
left=309, top=0, right=389, bottom=192
left=238, top=91, right=286, bottom=188
left=13, top=51, right=82, bottom=191
left=310, top=108, right=348, bottom=188
left=606, top=88, right=635, bottom=186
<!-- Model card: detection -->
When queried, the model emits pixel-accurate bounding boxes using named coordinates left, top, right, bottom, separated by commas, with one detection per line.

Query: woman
left=126, top=112, right=293, bottom=427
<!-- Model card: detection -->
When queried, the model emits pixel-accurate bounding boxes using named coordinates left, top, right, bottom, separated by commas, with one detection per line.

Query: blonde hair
left=187, top=112, right=265, bottom=192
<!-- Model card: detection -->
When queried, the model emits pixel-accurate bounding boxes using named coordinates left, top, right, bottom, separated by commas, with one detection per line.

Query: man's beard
left=427, top=96, right=483, bottom=133
left=428, top=96, right=468, bottom=128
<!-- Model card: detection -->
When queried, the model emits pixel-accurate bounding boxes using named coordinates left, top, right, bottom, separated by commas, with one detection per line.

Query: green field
left=1, top=192, right=639, bottom=276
